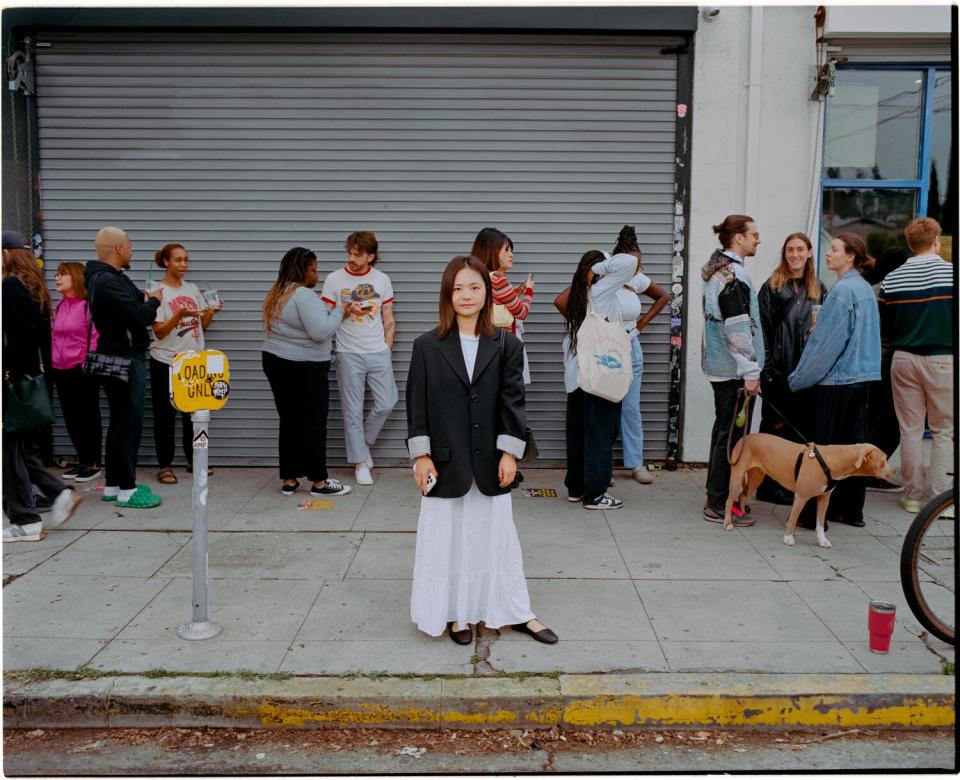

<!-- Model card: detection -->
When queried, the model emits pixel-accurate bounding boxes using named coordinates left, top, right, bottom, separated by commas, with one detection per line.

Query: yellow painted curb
left=3, top=673, right=954, bottom=730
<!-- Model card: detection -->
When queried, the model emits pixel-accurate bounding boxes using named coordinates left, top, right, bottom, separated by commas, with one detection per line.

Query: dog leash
left=726, top=388, right=840, bottom=493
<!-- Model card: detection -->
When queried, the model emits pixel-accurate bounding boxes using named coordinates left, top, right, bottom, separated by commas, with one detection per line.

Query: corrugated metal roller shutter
left=35, top=31, right=680, bottom=466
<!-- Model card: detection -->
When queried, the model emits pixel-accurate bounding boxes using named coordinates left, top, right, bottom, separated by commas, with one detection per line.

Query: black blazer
left=406, top=327, right=526, bottom=498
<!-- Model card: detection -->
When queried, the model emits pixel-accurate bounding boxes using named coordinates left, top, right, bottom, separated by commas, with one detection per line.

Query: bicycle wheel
left=900, top=490, right=955, bottom=645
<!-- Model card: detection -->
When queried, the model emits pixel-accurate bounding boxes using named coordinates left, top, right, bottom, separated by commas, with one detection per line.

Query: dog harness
left=794, top=445, right=840, bottom=494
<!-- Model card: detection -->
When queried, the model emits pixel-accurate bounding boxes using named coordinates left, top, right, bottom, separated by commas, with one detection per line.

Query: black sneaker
left=73, top=466, right=102, bottom=483
left=280, top=479, right=301, bottom=496
left=584, top=493, right=623, bottom=510
left=864, top=477, right=903, bottom=493
left=310, top=478, right=352, bottom=497
left=33, top=494, right=53, bottom=513
left=567, top=494, right=583, bottom=503
left=62, top=465, right=81, bottom=480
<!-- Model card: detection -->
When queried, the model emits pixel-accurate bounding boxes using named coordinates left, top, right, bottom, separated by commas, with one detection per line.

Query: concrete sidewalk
left=2, top=465, right=955, bottom=730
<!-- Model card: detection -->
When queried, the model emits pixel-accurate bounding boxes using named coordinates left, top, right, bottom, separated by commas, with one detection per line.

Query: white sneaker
left=631, top=467, right=654, bottom=485
left=3, top=522, right=43, bottom=542
left=50, top=488, right=83, bottom=528
left=355, top=464, right=374, bottom=485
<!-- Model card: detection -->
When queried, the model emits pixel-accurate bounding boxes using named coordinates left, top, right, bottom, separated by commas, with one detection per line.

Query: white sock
left=118, top=487, right=136, bottom=502
left=103, top=485, right=119, bottom=498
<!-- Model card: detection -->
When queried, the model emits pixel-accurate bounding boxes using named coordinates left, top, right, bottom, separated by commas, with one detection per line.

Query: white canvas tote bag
left=575, top=303, right=632, bottom=402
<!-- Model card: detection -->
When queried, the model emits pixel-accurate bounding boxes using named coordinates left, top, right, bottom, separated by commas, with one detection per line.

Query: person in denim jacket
left=700, top=215, right=765, bottom=526
left=789, top=233, right=881, bottom=528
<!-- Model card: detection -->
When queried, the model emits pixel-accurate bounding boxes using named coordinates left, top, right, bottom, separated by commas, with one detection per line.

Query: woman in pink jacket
left=50, top=262, right=102, bottom=482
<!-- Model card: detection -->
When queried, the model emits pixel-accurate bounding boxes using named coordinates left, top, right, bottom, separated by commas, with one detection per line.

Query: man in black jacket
left=84, top=227, right=163, bottom=507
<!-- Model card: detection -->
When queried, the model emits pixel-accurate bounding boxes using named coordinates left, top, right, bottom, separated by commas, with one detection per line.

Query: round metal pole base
left=176, top=620, right=223, bottom=641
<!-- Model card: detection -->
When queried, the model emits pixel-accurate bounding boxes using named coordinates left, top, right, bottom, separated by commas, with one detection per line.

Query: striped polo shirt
left=877, top=254, right=955, bottom=356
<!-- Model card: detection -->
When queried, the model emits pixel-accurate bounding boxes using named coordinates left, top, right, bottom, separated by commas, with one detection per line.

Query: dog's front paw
left=783, top=534, right=796, bottom=546
left=817, top=535, right=832, bottom=549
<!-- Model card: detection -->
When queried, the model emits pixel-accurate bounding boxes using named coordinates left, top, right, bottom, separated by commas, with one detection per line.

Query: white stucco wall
left=681, top=5, right=820, bottom=461
left=824, top=4, right=952, bottom=37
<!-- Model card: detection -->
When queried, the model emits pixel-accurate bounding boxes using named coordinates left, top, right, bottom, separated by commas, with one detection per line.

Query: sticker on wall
left=677, top=103, right=688, bottom=118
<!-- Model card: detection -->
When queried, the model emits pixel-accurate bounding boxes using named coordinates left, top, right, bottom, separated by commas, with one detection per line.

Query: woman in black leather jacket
left=756, top=232, right=827, bottom=505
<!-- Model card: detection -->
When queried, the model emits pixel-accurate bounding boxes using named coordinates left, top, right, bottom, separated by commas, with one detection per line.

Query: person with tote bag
left=554, top=227, right=647, bottom=510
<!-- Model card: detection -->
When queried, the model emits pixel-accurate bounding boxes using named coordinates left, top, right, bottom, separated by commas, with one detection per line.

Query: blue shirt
left=788, top=269, right=881, bottom=390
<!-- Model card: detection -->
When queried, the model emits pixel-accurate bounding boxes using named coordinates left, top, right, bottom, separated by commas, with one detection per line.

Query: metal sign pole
left=177, top=409, right=222, bottom=641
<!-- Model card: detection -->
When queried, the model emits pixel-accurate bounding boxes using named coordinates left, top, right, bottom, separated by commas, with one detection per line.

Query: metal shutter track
left=36, top=32, right=680, bottom=466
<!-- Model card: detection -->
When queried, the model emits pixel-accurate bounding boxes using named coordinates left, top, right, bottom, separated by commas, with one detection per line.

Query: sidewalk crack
left=473, top=624, right=500, bottom=675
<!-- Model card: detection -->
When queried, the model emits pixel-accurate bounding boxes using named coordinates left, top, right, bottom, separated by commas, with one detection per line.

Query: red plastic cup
left=868, top=600, right=897, bottom=654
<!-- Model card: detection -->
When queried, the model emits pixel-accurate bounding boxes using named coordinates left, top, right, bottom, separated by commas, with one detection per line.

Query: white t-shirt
left=320, top=266, right=394, bottom=354
left=459, top=332, right=480, bottom=381
left=149, top=280, right=205, bottom=364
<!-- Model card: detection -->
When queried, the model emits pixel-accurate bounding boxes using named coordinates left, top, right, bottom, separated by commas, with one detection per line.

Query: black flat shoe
left=448, top=622, right=473, bottom=645
left=512, top=621, right=558, bottom=645
left=831, top=515, right=866, bottom=528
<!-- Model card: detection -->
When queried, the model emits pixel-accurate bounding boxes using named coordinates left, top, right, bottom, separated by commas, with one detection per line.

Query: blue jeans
left=620, top=335, right=644, bottom=468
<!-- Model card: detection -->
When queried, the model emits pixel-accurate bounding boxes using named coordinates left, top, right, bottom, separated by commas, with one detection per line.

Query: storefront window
left=821, top=66, right=951, bottom=270
left=927, top=71, right=954, bottom=260
left=823, top=69, right=923, bottom=181
left=822, top=188, right=915, bottom=256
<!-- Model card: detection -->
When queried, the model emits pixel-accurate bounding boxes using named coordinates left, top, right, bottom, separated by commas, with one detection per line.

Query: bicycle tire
left=900, top=490, right=955, bottom=645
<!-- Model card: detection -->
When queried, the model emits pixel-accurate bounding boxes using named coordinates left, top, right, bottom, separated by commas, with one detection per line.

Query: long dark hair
left=612, top=225, right=640, bottom=256
left=470, top=227, right=513, bottom=274
left=835, top=232, right=874, bottom=271
left=438, top=255, right=494, bottom=339
left=563, top=250, right=607, bottom=355
left=262, top=246, right=317, bottom=331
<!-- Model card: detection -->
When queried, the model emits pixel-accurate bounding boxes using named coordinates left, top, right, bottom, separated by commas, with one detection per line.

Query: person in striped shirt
left=471, top=228, right=534, bottom=385
left=878, top=217, right=954, bottom=514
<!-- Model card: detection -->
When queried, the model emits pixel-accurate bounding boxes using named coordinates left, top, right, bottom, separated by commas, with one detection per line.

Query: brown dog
left=723, top=433, right=895, bottom=547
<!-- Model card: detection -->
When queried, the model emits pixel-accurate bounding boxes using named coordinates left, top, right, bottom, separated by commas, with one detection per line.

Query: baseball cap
left=2, top=230, right=29, bottom=249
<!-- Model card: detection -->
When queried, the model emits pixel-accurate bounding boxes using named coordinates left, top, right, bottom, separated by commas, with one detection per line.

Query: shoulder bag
left=2, top=331, right=55, bottom=434
left=575, top=300, right=632, bottom=403
left=83, top=276, right=131, bottom=383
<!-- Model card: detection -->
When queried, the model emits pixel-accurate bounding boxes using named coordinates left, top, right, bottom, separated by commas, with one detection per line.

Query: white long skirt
left=410, top=483, right=535, bottom=637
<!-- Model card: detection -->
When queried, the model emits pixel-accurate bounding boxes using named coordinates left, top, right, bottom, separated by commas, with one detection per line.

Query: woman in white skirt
left=406, top=255, right=558, bottom=646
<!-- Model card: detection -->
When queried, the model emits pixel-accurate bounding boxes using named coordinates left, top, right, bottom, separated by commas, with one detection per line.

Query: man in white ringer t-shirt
left=321, top=231, right=398, bottom=485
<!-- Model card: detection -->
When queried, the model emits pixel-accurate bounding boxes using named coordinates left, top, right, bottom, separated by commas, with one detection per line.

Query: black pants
left=149, top=356, right=193, bottom=468
left=564, top=389, right=620, bottom=503
left=706, top=379, right=755, bottom=511
left=262, top=351, right=330, bottom=482
left=2, top=432, right=68, bottom=525
left=101, top=354, right=147, bottom=491
left=867, top=349, right=900, bottom=459
left=815, top=383, right=869, bottom=524
left=51, top=365, right=102, bottom=467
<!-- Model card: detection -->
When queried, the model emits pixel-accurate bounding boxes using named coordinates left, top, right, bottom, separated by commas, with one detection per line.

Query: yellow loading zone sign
left=169, top=350, right=231, bottom=413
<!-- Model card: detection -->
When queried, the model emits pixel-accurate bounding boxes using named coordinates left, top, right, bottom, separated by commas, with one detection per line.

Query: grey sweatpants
left=336, top=350, right=398, bottom=464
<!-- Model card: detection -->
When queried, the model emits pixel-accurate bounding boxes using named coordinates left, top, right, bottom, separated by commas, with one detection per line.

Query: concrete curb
left=4, top=673, right=954, bottom=731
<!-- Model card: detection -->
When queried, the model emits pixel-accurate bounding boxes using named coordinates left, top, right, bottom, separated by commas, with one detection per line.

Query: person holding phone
left=470, top=228, right=534, bottom=385
left=149, top=243, right=222, bottom=485
left=406, top=255, right=557, bottom=647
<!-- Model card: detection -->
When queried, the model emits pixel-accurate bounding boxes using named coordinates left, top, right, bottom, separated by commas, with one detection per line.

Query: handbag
left=575, top=300, right=632, bottom=403
left=498, top=328, right=537, bottom=463
left=82, top=280, right=131, bottom=383
left=2, top=332, right=55, bottom=434
left=492, top=303, right=515, bottom=329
